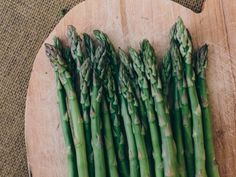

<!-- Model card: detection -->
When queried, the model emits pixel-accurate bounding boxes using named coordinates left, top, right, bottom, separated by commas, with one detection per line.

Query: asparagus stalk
left=53, top=37, right=76, bottom=78
left=120, top=95, right=140, bottom=177
left=104, top=67, right=129, bottom=177
left=102, top=97, right=119, bottom=177
left=129, top=47, right=164, bottom=177
left=119, top=48, right=154, bottom=177
left=67, top=25, right=84, bottom=67
left=161, top=48, right=187, bottom=177
left=55, top=70, right=78, bottom=177
left=94, top=41, right=129, bottom=177
left=169, top=47, right=187, bottom=177
left=173, top=17, right=207, bottom=177
left=67, top=25, right=84, bottom=105
left=141, top=39, right=178, bottom=177
left=195, top=45, right=220, bottom=177
left=93, top=30, right=119, bottom=79
left=83, top=33, right=95, bottom=59
left=80, top=58, right=95, bottom=177
left=170, top=40, right=194, bottom=177
left=90, top=46, right=107, bottom=177
left=45, top=44, right=89, bottom=177
left=160, top=51, right=172, bottom=104
left=119, top=63, right=151, bottom=177
left=172, top=81, right=187, bottom=177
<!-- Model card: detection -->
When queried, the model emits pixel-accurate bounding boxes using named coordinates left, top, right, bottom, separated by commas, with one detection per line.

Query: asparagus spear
left=80, top=58, right=95, bottom=177
left=94, top=35, right=130, bottom=176
left=67, top=25, right=84, bottom=67
left=141, top=39, right=178, bottom=177
left=45, top=44, right=89, bottom=177
left=105, top=66, right=129, bottom=177
left=55, top=70, right=78, bottom=177
left=195, top=45, right=220, bottom=177
left=129, top=47, right=164, bottom=177
left=83, top=33, right=95, bottom=59
left=170, top=40, right=194, bottom=177
left=67, top=26, right=84, bottom=106
left=169, top=46, right=187, bottom=177
left=90, top=46, right=107, bottom=177
left=160, top=51, right=172, bottom=104
left=93, top=30, right=119, bottom=79
left=119, top=48, right=154, bottom=177
left=173, top=17, right=207, bottom=177
left=53, top=37, right=76, bottom=77
left=119, top=63, right=151, bottom=177
left=102, top=97, right=119, bottom=177
left=120, top=95, right=140, bottom=177
left=172, top=81, right=187, bottom=177
left=160, top=48, right=187, bottom=177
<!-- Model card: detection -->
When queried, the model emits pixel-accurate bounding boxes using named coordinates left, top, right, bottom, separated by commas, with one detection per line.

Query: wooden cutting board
left=25, top=0, right=236, bottom=176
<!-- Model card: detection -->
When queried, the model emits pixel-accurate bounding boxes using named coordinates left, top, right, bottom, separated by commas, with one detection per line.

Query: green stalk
left=119, top=48, right=154, bottom=177
left=53, top=38, right=78, bottom=177
left=173, top=17, right=207, bottom=177
left=45, top=44, right=89, bottom=177
left=67, top=25, right=84, bottom=67
left=172, top=80, right=187, bottom=177
left=129, top=47, right=163, bottom=177
left=83, top=33, right=95, bottom=58
left=120, top=95, right=140, bottom=177
left=170, top=40, right=194, bottom=177
left=55, top=71, right=78, bottom=177
left=94, top=33, right=129, bottom=177
left=80, top=58, right=94, bottom=177
left=195, top=45, right=220, bottom=177
left=160, top=51, right=172, bottom=105
left=105, top=63, right=129, bottom=177
left=119, top=64, right=151, bottom=177
left=90, top=46, right=107, bottom=177
left=93, top=30, right=120, bottom=80
left=102, top=98, right=119, bottom=177
left=141, top=39, right=178, bottom=177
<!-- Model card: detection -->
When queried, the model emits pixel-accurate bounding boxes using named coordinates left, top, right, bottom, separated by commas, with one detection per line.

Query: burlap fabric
left=0, top=0, right=204, bottom=176
left=0, top=1, right=82, bottom=176
left=172, top=0, right=205, bottom=13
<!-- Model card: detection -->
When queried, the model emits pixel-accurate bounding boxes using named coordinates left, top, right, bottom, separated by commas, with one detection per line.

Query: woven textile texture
left=0, top=1, right=82, bottom=176
left=172, top=0, right=205, bottom=13
left=0, top=0, right=204, bottom=176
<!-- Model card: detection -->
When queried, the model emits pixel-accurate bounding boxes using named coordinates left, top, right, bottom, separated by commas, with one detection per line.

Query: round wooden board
left=25, top=0, right=236, bottom=176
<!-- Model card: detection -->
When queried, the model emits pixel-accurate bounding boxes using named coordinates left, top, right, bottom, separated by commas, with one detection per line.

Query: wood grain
left=25, top=0, right=236, bottom=176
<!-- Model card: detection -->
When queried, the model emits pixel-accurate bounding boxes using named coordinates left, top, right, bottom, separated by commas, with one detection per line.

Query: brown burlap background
left=0, top=1, right=82, bottom=176
left=172, top=0, right=205, bottom=13
left=0, top=0, right=204, bottom=176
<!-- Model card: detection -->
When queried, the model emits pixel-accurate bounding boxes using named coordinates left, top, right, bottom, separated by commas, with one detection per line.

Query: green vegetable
left=195, top=44, right=220, bottom=177
left=173, top=17, right=207, bottom=177
left=141, top=39, right=178, bottom=177
left=102, top=98, right=119, bottom=177
left=129, top=47, right=163, bottom=177
left=119, top=63, right=151, bottom=177
left=160, top=51, right=172, bottom=105
left=105, top=67, right=129, bottom=177
left=90, top=46, right=107, bottom=177
left=119, top=48, right=154, bottom=177
left=53, top=37, right=78, bottom=177
left=95, top=39, right=129, bottom=177
left=170, top=40, right=194, bottom=177
left=45, top=43, right=89, bottom=177
left=171, top=58, right=187, bottom=177
left=120, top=95, right=140, bottom=177
left=55, top=71, right=78, bottom=177
left=80, top=58, right=95, bottom=177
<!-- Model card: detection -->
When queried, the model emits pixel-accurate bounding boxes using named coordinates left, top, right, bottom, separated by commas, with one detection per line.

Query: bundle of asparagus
left=45, top=17, right=220, bottom=177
